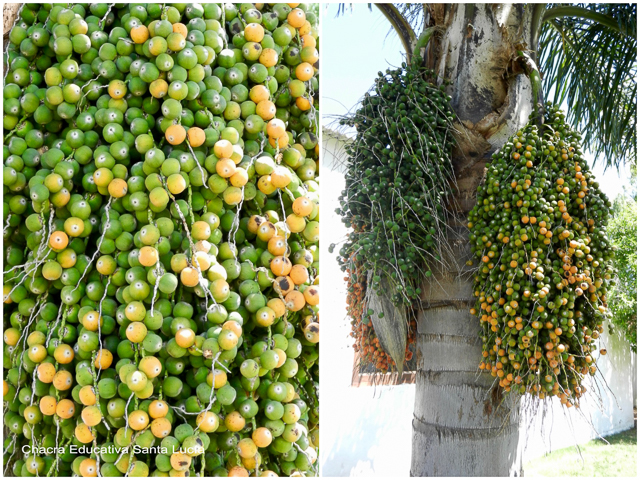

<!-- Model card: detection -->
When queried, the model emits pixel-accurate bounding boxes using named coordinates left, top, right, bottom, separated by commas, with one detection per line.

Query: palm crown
left=337, top=3, right=637, bottom=169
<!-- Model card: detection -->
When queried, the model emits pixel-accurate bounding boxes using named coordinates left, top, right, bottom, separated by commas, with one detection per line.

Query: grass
left=524, top=427, right=637, bottom=477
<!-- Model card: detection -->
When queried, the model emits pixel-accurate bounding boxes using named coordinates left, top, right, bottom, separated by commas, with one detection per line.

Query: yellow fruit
left=165, top=124, right=186, bottom=145
left=131, top=25, right=149, bottom=44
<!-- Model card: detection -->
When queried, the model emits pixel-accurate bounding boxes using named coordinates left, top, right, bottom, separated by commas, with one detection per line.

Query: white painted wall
left=520, top=322, right=636, bottom=462
left=321, top=128, right=637, bottom=476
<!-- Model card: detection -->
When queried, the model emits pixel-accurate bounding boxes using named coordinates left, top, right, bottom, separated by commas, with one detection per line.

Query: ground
left=525, top=420, right=637, bottom=477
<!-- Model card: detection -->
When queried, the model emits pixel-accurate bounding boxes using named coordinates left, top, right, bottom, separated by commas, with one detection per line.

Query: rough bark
left=411, top=4, right=534, bottom=476
left=3, top=4, right=21, bottom=48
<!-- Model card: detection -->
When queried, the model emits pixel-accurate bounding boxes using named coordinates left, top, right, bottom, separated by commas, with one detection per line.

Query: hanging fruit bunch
left=3, top=2, right=319, bottom=477
left=345, top=260, right=416, bottom=373
left=468, top=103, right=614, bottom=407
left=336, top=60, right=455, bottom=372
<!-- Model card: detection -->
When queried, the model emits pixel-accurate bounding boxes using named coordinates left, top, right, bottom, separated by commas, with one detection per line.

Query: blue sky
left=322, top=4, right=403, bottom=127
left=321, top=4, right=633, bottom=200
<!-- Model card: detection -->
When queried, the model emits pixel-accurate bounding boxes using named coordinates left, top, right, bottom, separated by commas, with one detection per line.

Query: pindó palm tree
left=337, top=3, right=636, bottom=476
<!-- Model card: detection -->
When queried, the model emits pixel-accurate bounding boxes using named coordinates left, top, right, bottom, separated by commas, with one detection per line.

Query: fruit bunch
left=468, top=104, right=614, bottom=406
left=3, top=2, right=319, bottom=477
left=346, top=262, right=415, bottom=373
left=336, top=61, right=455, bottom=371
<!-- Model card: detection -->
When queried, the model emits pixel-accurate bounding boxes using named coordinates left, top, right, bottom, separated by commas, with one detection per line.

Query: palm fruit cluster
left=3, top=2, right=319, bottom=477
left=335, top=61, right=455, bottom=371
left=468, top=103, right=614, bottom=407
left=345, top=262, right=415, bottom=373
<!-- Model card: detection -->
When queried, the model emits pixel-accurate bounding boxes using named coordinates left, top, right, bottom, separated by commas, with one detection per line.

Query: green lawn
left=525, top=427, right=637, bottom=477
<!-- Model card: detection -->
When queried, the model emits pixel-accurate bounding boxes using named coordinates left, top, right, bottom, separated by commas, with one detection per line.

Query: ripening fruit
left=175, top=328, right=196, bottom=348
left=139, top=246, right=159, bottom=266
left=4, top=328, right=20, bottom=346
left=216, top=158, right=236, bottom=178
left=285, top=290, right=306, bottom=312
left=131, top=25, right=150, bottom=44
left=214, top=140, right=233, bottom=158
left=139, top=356, right=162, bottom=379
left=150, top=417, right=172, bottom=438
left=237, top=438, right=258, bottom=459
left=224, top=411, right=246, bottom=432
left=468, top=104, right=614, bottom=403
left=37, top=363, right=56, bottom=383
left=290, top=265, right=310, bottom=285
left=180, top=266, right=200, bottom=287
left=94, top=349, right=113, bottom=369
left=108, top=178, right=128, bottom=198
left=288, top=8, right=307, bottom=28
left=286, top=213, right=306, bottom=233
left=304, top=323, right=320, bottom=344
left=126, top=322, right=148, bottom=343
left=166, top=124, right=187, bottom=145
left=271, top=256, right=293, bottom=276
left=268, top=298, right=287, bottom=318
left=266, top=119, right=286, bottom=139
left=56, top=399, right=75, bottom=419
left=259, top=49, right=279, bottom=68
left=82, top=311, right=102, bottom=331
left=129, top=410, right=150, bottom=430
left=2, top=3, right=320, bottom=476
left=53, top=370, right=73, bottom=390
left=81, top=405, right=103, bottom=427
left=245, top=23, right=264, bottom=42
left=79, top=386, right=97, bottom=406
left=218, top=329, right=239, bottom=350
left=23, top=405, right=42, bottom=424
left=303, top=285, right=319, bottom=305
left=191, top=221, right=211, bottom=241
left=126, top=371, right=148, bottom=392
left=39, top=396, right=57, bottom=416
left=271, top=167, right=292, bottom=189
left=28, top=344, right=47, bottom=362
left=187, top=127, right=206, bottom=147
left=79, top=458, right=98, bottom=477
left=170, top=452, right=191, bottom=472
left=196, top=411, right=219, bottom=432
left=293, top=196, right=314, bottom=217
left=208, top=369, right=227, bottom=389
left=149, top=399, right=169, bottom=418
left=252, top=427, right=273, bottom=448
left=49, top=231, right=69, bottom=250
left=229, top=466, right=250, bottom=477
left=255, top=307, right=276, bottom=327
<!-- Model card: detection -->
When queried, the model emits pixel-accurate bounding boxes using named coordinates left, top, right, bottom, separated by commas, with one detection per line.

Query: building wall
left=520, top=322, right=636, bottom=461
left=321, top=129, right=636, bottom=477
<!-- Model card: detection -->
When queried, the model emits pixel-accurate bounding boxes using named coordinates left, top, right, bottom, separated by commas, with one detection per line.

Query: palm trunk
left=411, top=4, right=535, bottom=476
left=412, top=225, right=523, bottom=476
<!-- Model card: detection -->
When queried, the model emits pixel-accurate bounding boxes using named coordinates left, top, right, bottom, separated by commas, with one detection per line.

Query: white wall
left=521, top=322, right=636, bottom=462
left=320, top=129, right=636, bottom=476
left=322, top=383, right=415, bottom=477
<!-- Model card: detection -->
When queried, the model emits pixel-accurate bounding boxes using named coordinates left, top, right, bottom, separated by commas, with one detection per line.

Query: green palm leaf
left=539, top=3, right=637, bottom=169
left=334, top=3, right=637, bottom=170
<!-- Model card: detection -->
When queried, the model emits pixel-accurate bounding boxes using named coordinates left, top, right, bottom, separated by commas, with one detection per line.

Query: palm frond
left=539, top=3, right=637, bottom=170
left=333, top=3, right=372, bottom=18
left=395, top=3, right=428, bottom=32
